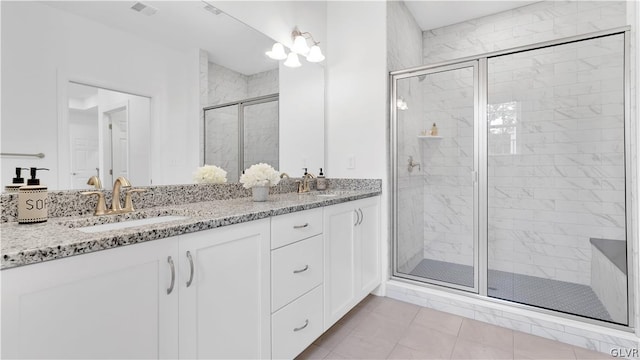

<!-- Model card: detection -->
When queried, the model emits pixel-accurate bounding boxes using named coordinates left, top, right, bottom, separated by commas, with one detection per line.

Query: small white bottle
left=18, top=167, right=49, bottom=224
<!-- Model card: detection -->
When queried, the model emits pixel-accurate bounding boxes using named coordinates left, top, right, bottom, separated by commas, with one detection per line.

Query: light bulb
left=265, top=43, right=287, bottom=60
left=306, top=45, right=325, bottom=62
left=291, top=35, right=310, bottom=55
left=283, top=52, right=301, bottom=68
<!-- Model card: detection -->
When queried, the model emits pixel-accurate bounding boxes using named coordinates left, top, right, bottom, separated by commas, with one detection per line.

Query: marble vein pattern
left=1, top=179, right=381, bottom=269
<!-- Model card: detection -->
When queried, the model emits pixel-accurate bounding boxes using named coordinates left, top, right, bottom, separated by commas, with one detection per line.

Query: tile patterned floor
left=297, top=295, right=613, bottom=360
left=407, top=259, right=613, bottom=322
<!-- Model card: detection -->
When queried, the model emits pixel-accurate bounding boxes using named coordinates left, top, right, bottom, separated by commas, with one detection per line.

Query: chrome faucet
left=111, top=176, right=131, bottom=213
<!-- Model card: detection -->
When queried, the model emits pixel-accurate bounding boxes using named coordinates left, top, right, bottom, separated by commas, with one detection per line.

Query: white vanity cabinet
left=1, top=236, right=180, bottom=359
left=323, top=196, right=381, bottom=329
left=1, top=219, right=270, bottom=360
left=270, top=208, right=325, bottom=359
left=178, top=218, right=271, bottom=360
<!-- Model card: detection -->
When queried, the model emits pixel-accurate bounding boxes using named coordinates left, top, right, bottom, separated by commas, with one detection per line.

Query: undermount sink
left=75, top=215, right=189, bottom=233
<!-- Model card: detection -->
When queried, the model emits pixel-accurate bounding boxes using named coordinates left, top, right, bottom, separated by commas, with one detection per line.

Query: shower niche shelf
left=417, top=135, right=443, bottom=139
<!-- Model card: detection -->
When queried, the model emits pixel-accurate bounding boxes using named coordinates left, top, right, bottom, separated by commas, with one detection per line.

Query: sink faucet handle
left=81, top=191, right=107, bottom=216
left=124, top=188, right=146, bottom=212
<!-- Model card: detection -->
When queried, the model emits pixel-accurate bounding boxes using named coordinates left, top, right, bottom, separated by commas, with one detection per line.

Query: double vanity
left=1, top=179, right=381, bottom=359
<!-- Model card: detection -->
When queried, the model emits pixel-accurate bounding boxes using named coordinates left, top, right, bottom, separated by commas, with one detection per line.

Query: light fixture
left=283, top=52, right=301, bottom=68
left=306, top=45, right=325, bottom=63
left=265, top=26, right=324, bottom=67
left=266, top=43, right=287, bottom=60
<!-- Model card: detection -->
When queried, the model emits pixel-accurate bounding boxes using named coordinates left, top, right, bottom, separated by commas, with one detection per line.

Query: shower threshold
left=406, top=258, right=613, bottom=322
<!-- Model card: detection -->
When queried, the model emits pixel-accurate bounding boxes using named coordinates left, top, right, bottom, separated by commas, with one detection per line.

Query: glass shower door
left=394, top=62, right=479, bottom=291
left=486, top=33, right=628, bottom=325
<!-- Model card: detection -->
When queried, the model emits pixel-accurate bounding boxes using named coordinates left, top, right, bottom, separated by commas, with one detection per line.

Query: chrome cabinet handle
left=293, top=223, right=309, bottom=229
left=358, top=208, right=364, bottom=225
left=186, top=251, right=194, bottom=288
left=167, top=256, right=175, bottom=295
left=293, top=319, right=309, bottom=332
left=293, top=265, right=309, bottom=274
left=354, top=210, right=359, bottom=226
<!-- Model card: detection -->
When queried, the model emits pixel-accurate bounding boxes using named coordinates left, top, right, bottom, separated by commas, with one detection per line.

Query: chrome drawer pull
left=293, top=223, right=309, bottom=229
left=186, top=251, right=194, bottom=288
left=293, top=265, right=309, bottom=274
left=167, top=256, right=175, bottom=295
left=293, top=319, right=309, bottom=332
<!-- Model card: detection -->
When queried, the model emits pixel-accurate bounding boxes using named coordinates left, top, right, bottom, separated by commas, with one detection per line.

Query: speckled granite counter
left=1, top=190, right=380, bottom=270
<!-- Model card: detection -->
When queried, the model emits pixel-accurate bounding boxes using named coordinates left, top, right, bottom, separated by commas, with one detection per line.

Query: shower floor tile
left=406, top=258, right=613, bottom=322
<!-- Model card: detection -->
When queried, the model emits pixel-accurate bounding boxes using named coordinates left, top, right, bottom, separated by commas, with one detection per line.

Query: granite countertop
left=1, top=190, right=380, bottom=270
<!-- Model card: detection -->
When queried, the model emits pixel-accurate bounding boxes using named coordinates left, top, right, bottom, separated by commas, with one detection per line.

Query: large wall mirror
left=1, top=1, right=325, bottom=191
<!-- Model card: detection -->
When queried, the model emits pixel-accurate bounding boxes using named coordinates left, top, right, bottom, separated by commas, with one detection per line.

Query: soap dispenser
left=5, top=167, right=27, bottom=193
left=317, top=168, right=327, bottom=190
left=18, top=167, right=50, bottom=224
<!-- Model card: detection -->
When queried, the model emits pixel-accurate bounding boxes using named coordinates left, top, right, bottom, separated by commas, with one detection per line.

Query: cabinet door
left=179, top=219, right=271, bottom=359
left=356, top=197, right=381, bottom=297
left=1, top=237, right=179, bottom=359
left=323, top=201, right=357, bottom=329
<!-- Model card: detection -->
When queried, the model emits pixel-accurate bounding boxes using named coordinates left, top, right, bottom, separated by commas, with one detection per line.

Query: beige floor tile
left=514, top=331, right=576, bottom=360
left=337, top=305, right=372, bottom=330
left=355, top=294, right=387, bottom=312
left=323, top=351, right=350, bottom=359
left=371, top=297, right=421, bottom=326
left=457, top=318, right=514, bottom=351
left=332, top=333, right=396, bottom=359
left=350, top=312, right=410, bottom=344
left=313, top=323, right=353, bottom=351
left=412, top=306, right=464, bottom=336
left=387, top=344, right=444, bottom=360
left=397, top=323, right=457, bottom=359
left=451, top=338, right=514, bottom=360
left=573, top=346, right=613, bottom=359
left=296, top=344, right=331, bottom=360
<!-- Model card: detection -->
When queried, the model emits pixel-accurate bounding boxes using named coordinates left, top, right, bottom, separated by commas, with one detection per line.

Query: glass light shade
left=283, top=52, right=301, bottom=68
left=265, top=43, right=287, bottom=60
left=291, top=35, right=310, bottom=55
left=306, top=45, right=325, bottom=63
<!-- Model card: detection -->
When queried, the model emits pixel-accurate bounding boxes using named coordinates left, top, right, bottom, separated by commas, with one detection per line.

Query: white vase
left=252, top=185, right=269, bottom=202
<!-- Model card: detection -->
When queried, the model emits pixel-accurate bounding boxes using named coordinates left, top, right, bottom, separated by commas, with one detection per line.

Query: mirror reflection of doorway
left=67, top=82, right=150, bottom=190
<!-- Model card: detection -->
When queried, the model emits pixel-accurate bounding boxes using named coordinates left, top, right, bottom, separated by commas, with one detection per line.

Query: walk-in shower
left=391, top=28, right=632, bottom=327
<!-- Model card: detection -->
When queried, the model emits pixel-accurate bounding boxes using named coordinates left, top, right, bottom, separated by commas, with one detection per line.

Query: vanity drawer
left=272, top=285, right=323, bottom=360
left=271, top=208, right=322, bottom=249
left=272, top=234, right=323, bottom=312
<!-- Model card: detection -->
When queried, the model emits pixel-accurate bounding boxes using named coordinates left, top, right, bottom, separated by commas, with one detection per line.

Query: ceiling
left=44, top=1, right=278, bottom=76
left=404, top=1, right=539, bottom=31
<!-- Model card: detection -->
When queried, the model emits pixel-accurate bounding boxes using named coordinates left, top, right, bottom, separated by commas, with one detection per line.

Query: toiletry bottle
left=18, top=167, right=50, bottom=224
left=430, top=123, right=438, bottom=136
left=5, top=167, right=27, bottom=193
left=317, top=168, right=327, bottom=190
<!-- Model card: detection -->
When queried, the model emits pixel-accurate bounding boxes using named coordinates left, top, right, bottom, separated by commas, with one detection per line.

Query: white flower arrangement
left=239, top=163, right=281, bottom=189
left=193, top=165, right=228, bottom=184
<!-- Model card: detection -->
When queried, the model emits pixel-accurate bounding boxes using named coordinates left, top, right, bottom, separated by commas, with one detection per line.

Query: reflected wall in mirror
left=1, top=1, right=325, bottom=190
left=67, top=83, right=151, bottom=190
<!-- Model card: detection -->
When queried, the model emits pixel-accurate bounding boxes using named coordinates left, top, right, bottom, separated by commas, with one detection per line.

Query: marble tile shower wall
left=422, top=68, right=475, bottom=267
left=488, top=35, right=625, bottom=285
left=387, top=0, right=426, bottom=273
left=422, top=1, right=630, bottom=285
left=245, top=69, right=279, bottom=170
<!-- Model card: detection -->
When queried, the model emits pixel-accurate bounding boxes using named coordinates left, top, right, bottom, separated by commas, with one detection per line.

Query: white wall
left=279, top=63, right=324, bottom=176
left=1, top=2, right=200, bottom=189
